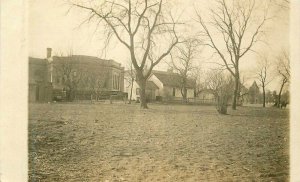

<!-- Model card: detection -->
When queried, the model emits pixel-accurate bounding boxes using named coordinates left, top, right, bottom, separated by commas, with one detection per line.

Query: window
left=115, top=75, right=117, bottom=89
left=113, top=74, right=120, bottom=90
left=173, top=88, right=176, bottom=96
left=117, top=75, right=119, bottom=90
left=113, top=75, right=115, bottom=89
left=136, top=88, right=140, bottom=95
left=112, top=75, right=115, bottom=89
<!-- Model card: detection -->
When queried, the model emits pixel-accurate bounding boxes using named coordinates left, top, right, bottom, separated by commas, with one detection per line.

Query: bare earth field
left=28, top=103, right=289, bottom=182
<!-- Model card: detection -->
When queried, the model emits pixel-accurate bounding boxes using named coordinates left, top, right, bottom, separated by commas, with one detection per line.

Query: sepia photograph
left=1, top=0, right=299, bottom=181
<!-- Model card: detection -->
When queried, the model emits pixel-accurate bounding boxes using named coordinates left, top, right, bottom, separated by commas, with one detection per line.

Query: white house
left=124, top=70, right=195, bottom=102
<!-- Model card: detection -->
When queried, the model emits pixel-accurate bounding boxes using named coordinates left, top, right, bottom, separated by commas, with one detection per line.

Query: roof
left=52, top=55, right=122, bottom=68
left=240, top=84, right=248, bottom=93
left=152, top=70, right=195, bottom=88
left=146, top=81, right=159, bottom=90
left=250, top=81, right=259, bottom=90
left=198, top=89, right=215, bottom=94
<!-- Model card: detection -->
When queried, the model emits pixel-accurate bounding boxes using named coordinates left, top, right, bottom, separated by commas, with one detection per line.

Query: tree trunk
left=184, top=89, right=187, bottom=103
left=137, top=78, right=148, bottom=109
left=181, top=87, right=187, bottom=103
left=66, top=90, right=70, bottom=101
left=129, top=78, right=134, bottom=104
left=232, top=75, right=239, bottom=110
left=70, top=89, right=75, bottom=101
left=277, top=79, right=286, bottom=108
left=66, top=87, right=73, bottom=101
left=217, top=95, right=228, bottom=114
left=262, top=85, right=266, bottom=107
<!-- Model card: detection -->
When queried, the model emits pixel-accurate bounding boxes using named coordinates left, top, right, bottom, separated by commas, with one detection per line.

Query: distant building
left=248, top=81, right=261, bottom=104
left=29, top=57, right=52, bottom=102
left=238, top=84, right=249, bottom=105
left=29, top=48, right=124, bottom=102
left=124, top=70, right=195, bottom=102
left=197, top=89, right=215, bottom=100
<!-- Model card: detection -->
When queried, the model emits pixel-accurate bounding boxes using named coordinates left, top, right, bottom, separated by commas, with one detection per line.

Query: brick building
left=29, top=48, right=124, bottom=102
left=29, top=57, right=53, bottom=102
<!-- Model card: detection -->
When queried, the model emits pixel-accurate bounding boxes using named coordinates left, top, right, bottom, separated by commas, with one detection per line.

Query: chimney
left=47, top=48, right=52, bottom=58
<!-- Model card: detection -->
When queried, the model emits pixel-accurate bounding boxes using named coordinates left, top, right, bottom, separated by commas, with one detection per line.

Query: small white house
left=124, top=70, right=195, bottom=101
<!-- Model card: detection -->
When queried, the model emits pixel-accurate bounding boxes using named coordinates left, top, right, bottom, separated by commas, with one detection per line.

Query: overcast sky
left=29, top=0, right=289, bottom=90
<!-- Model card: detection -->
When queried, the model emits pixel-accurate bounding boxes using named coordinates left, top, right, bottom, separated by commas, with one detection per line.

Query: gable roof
left=198, top=88, right=215, bottom=95
left=152, top=70, right=195, bottom=88
left=250, top=81, right=259, bottom=89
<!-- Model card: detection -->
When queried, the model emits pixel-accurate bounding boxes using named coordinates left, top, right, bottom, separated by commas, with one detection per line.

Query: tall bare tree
left=255, top=56, right=273, bottom=107
left=195, top=0, right=269, bottom=109
left=168, top=38, right=201, bottom=102
left=276, top=49, right=290, bottom=107
left=71, top=0, right=181, bottom=108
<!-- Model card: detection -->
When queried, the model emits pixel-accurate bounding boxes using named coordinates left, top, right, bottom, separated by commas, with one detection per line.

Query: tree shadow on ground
left=228, top=106, right=289, bottom=119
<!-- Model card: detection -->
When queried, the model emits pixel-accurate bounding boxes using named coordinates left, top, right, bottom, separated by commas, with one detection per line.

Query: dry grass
left=29, top=103, right=289, bottom=182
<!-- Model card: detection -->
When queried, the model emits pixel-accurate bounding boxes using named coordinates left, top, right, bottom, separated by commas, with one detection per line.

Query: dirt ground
left=28, top=102, right=289, bottom=182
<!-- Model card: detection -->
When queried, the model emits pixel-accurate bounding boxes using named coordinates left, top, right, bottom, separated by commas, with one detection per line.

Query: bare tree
left=195, top=0, right=269, bottom=110
left=71, top=0, right=182, bottom=108
left=276, top=49, right=290, bottom=107
left=255, top=56, right=274, bottom=107
left=85, top=70, right=109, bottom=101
left=193, top=67, right=205, bottom=97
left=168, top=38, right=201, bottom=102
left=206, top=70, right=234, bottom=114
left=54, top=53, right=85, bottom=101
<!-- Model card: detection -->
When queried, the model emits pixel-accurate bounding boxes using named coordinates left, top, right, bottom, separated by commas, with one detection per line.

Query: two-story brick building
left=29, top=48, right=124, bottom=102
